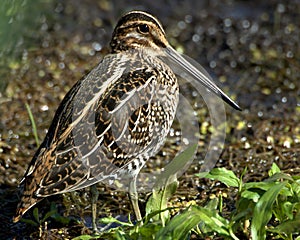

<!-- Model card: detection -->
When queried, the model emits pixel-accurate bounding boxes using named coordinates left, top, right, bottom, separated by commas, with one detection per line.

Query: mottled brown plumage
left=13, top=11, right=240, bottom=230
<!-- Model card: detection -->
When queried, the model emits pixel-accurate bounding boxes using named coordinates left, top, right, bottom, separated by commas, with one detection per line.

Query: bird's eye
left=138, top=24, right=150, bottom=34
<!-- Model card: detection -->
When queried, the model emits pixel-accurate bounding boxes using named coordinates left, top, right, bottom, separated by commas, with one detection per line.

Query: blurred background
left=0, top=0, right=299, bottom=238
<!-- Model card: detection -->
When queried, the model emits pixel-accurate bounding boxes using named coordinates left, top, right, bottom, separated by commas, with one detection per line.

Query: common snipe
left=13, top=11, right=240, bottom=231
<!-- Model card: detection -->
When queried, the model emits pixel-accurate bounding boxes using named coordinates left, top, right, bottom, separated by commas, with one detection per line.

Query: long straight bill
left=164, top=47, right=241, bottom=111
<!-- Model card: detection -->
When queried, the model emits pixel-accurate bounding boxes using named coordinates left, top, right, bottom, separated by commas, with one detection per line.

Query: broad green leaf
left=116, top=230, right=130, bottom=240
left=132, top=223, right=161, bottom=239
left=241, top=190, right=261, bottom=202
left=205, top=197, right=219, bottom=211
left=20, top=218, right=39, bottom=227
left=251, top=182, right=286, bottom=240
left=243, top=181, right=276, bottom=191
left=282, top=202, right=295, bottom=220
left=236, top=196, right=254, bottom=214
left=156, top=206, right=202, bottom=240
left=244, top=180, right=291, bottom=199
left=72, top=235, right=96, bottom=240
left=145, top=181, right=178, bottom=225
left=41, top=209, right=57, bottom=222
left=268, top=163, right=281, bottom=176
left=195, top=171, right=209, bottom=178
left=196, top=167, right=239, bottom=187
left=268, top=217, right=300, bottom=235
left=156, top=206, right=234, bottom=240
left=231, top=208, right=252, bottom=222
left=100, top=216, right=133, bottom=227
left=144, top=207, right=175, bottom=224
left=265, top=172, right=294, bottom=183
left=291, top=181, right=300, bottom=195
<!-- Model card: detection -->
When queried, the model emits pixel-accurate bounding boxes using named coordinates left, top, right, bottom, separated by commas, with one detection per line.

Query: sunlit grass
left=25, top=102, right=40, bottom=146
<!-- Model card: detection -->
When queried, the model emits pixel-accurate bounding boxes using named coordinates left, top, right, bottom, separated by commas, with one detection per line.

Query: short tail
left=13, top=207, right=26, bottom=223
left=13, top=188, right=41, bottom=223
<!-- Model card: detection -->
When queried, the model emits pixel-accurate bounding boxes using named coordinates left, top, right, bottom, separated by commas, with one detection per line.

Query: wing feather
left=18, top=49, right=178, bottom=206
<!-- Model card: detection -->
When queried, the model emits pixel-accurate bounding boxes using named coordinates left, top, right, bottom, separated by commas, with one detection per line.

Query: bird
left=13, top=11, right=241, bottom=232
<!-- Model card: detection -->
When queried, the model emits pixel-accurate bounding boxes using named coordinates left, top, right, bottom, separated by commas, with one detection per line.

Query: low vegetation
left=22, top=145, right=300, bottom=239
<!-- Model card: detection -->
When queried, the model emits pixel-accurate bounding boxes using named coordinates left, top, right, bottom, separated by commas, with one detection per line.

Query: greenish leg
left=129, top=176, right=143, bottom=224
left=90, top=184, right=99, bottom=233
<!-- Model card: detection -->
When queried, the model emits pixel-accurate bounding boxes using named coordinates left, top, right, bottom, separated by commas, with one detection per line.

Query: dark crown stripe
left=117, top=11, right=165, bottom=34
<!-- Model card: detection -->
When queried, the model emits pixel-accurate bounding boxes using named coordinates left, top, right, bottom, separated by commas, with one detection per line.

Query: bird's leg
left=90, top=184, right=99, bottom=233
left=128, top=176, right=143, bottom=225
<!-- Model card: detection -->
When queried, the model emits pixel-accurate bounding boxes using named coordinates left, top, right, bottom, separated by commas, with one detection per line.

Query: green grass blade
left=100, top=216, right=133, bottom=227
left=154, top=144, right=197, bottom=188
left=251, top=182, right=286, bottom=240
left=155, top=206, right=201, bottom=240
left=72, top=235, right=97, bottom=240
left=156, top=205, right=233, bottom=240
left=146, top=144, right=197, bottom=225
left=196, top=167, right=240, bottom=187
left=33, top=207, right=40, bottom=223
left=20, top=218, right=39, bottom=227
left=25, top=102, right=40, bottom=146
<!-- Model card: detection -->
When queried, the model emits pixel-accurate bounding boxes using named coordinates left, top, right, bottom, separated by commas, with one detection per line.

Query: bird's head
left=110, top=11, right=169, bottom=53
left=110, top=11, right=241, bottom=111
